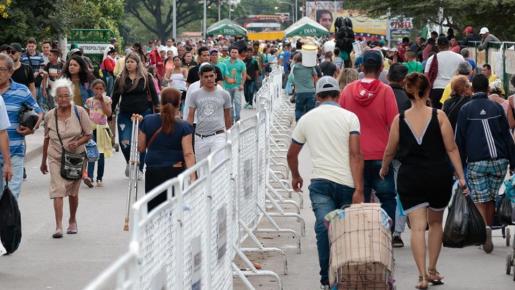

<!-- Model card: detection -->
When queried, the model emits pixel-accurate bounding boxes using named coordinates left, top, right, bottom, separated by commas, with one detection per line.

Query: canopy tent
left=284, top=17, right=329, bottom=38
left=207, top=19, right=247, bottom=37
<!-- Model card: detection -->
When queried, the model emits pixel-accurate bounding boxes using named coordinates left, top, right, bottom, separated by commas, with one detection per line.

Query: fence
left=465, top=41, right=515, bottom=94
left=84, top=66, right=303, bottom=290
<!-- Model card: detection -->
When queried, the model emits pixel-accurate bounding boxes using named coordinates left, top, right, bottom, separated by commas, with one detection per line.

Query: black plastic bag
left=498, top=194, right=513, bottom=225
left=0, top=185, right=22, bottom=254
left=443, top=188, right=486, bottom=248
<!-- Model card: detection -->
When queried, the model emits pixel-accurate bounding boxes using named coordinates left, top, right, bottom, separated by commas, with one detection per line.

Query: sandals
left=52, top=229, right=63, bottom=239
left=83, top=177, right=94, bottom=188
left=416, top=275, right=428, bottom=289
left=67, top=223, right=78, bottom=234
left=427, top=269, right=444, bottom=285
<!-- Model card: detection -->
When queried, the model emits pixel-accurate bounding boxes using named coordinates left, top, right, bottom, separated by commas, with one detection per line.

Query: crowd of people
left=0, top=35, right=288, bottom=239
left=0, top=23, right=513, bottom=288
left=286, top=27, right=514, bottom=289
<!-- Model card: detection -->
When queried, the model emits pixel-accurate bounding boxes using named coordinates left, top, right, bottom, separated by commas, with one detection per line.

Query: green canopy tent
left=284, top=17, right=330, bottom=38
left=207, top=19, right=247, bottom=37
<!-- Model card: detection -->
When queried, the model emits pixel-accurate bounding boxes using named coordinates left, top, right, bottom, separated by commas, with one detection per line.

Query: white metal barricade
left=85, top=67, right=296, bottom=290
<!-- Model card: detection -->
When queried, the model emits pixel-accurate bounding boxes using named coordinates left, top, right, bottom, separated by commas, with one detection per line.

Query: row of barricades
left=84, top=66, right=304, bottom=290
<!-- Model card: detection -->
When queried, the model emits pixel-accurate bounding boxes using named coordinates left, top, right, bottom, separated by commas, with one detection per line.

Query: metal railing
left=84, top=66, right=301, bottom=290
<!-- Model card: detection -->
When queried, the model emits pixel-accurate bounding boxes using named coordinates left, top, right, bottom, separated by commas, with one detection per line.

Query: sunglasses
left=2, top=50, right=17, bottom=55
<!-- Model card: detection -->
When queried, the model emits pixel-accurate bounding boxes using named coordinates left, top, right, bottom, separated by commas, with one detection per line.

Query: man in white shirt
left=287, top=76, right=364, bottom=289
left=165, top=38, right=178, bottom=57
left=424, top=36, right=464, bottom=108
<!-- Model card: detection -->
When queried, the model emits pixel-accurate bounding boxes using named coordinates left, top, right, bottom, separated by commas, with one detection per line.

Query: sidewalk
left=25, top=128, right=44, bottom=162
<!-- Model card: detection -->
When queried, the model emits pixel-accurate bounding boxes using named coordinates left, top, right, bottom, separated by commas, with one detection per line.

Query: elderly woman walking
left=41, top=78, right=92, bottom=239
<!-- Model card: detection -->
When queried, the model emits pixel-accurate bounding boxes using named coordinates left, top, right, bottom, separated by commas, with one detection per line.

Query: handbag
left=0, top=183, right=22, bottom=254
left=55, top=108, right=86, bottom=180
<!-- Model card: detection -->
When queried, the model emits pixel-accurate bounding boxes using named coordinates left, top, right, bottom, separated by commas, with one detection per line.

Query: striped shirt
left=1, top=81, right=42, bottom=158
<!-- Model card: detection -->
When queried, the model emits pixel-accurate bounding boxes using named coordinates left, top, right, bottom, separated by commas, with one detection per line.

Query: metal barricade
left=84, top=66, right=293, bottom=290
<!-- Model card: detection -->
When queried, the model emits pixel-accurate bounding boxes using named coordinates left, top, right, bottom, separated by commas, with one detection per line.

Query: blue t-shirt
left=2, top=81, right=42, bottom=158
left=467, top=58, right=477, bottom=71
left=140, top=114, right=193, bottom=168
left=279, top=50, right=291, bottom=72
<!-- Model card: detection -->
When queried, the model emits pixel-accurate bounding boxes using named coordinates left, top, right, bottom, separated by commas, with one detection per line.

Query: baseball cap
left=316, top=76, right=340, bottom=94
left=479, top=27, right=489, bottom=35
left=69, top=48, right=82, bottom=55
left=9, top=43, right=23, bottom=53
left=362, top=50, right=383, bottom=67
left=209, top=48, right=219, bottom=55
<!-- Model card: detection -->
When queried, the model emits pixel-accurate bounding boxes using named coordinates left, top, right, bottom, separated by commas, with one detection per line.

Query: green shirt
left=403, top=61, right=424, bottom=74
left=215, top=62, right=227, bottom=79
left=223, top=58, right=246, bottom=89
left=291, top=64, right=317, bottom=93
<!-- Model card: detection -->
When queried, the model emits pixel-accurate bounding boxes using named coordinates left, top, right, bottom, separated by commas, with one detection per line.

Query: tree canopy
left=347, top=0, right=515, bottom=40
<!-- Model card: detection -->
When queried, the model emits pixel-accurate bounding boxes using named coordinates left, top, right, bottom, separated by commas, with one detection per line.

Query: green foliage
left=347, top=0, right=515, bottom=39
left=0, top=0, right=125, bottom=45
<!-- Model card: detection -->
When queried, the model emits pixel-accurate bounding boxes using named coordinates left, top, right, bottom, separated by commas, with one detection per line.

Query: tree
left=347, top=0, right=515, bottom=40
left=125, top=0, right=219, bottom=41
left=0, top=0, right=125, bottom=45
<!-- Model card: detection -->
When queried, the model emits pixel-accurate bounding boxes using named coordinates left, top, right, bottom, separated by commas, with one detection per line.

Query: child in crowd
left=84, top=79, right=113, bottom=188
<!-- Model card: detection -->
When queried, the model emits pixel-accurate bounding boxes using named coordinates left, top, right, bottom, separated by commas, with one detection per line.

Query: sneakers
left=96, top=180, right=103, bottom=187
left=483, top=226, right=493, bottom=253
left=392, top=235, right=405, bottom=248
left=320, top=285, right=330, bottom=290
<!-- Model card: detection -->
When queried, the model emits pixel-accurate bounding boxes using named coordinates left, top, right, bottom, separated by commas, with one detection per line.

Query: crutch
left=123, top=116, right=140, bottom=231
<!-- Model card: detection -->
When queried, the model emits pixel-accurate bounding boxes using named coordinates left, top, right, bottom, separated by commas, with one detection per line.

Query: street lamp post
left=172, top=0, right=177, bottom=39
left=203, top=0, right=207, bottom=39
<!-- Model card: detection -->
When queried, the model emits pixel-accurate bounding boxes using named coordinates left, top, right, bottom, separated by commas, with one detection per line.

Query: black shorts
left=397, top=165, right=453, bottom=213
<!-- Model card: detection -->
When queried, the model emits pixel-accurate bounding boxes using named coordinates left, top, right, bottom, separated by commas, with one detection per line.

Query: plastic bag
left=443, top=188, right=486, bottom=248
left=498, top=194, right=513, bottom=225
left=0, top=185, right=22, bottom=254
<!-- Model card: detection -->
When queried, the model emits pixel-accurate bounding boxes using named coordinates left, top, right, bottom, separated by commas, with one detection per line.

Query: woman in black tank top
left=379, top=73, right=467, bottom=289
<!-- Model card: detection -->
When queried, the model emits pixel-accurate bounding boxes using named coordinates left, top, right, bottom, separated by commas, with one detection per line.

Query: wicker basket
left=327, top=203, right=394, bottom=289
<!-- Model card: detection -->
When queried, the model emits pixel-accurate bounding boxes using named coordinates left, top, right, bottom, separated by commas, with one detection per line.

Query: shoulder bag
left=55, top=107, right=86, bottom=180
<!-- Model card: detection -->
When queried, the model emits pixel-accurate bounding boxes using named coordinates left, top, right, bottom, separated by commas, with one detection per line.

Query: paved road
left=1, top=111, right=515, bottom=290
left=244, top=146, right=515, bottom=290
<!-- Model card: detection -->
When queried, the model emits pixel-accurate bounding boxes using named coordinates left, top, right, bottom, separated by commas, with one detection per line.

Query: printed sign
left=217, top=206, right=227, bottom=262
left=243, top=159, right=253, bottom=198
left=72, top=43, right=110, bottom=55
left=191, top=237, right=202, bottom=290
left=388, top=17, right=413, bottom=42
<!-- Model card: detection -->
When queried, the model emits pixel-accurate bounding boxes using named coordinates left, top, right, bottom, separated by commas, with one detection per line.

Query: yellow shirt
left=489, top=74, right=498, bottom=84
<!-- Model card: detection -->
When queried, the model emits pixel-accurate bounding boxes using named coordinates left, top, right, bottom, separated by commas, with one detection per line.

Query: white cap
left=480, top=27, right=489, bottom=35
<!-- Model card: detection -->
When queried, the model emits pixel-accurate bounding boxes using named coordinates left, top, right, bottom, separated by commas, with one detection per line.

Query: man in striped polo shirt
left=0, top=53, right=43, bottom=199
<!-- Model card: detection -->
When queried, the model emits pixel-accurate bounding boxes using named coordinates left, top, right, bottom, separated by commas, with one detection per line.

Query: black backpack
left=0, top=185, right=22, bottom=255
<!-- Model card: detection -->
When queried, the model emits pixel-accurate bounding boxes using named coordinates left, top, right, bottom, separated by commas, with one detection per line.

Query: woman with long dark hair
left=137, top=87, right=195, bottom=210
left=112, top=52, right=159, bottom=176
left=63, top=55, right=94, bottom=107
left=380, top=73, right=466, bottom=289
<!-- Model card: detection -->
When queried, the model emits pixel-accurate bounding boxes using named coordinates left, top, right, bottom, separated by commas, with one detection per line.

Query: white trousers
left=194, top=133, right=226, bottom=163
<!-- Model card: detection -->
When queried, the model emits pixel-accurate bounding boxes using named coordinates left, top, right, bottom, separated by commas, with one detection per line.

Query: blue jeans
left=244, top=80, right=256, bottom=105
left=87, top=129, right=105, bottom=181
left=0, top=155, right=25, bottom=200
left=118, top=110, right=151, bottom=171
left=227, top=88, right=243, bottom=122
left=309, top=178, right=355, bottom=286
left=294, top=92, right=315, bottom=121
left=364, top=160, right=397, bottom=231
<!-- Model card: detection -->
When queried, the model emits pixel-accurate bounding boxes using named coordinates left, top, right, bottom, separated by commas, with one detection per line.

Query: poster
left=305, top=1, right=344, bottom=32
left=243, top=159, right=253, bottom=198
left=216, top=206, right=227, bottom=262
left=191, top=237, right=202, bottom=290
left=306, top=2, right=387, bottom=36
left=388, top=17, right=414, bottom=42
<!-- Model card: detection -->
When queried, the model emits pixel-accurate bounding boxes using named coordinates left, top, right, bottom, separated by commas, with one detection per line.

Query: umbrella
left=284, top=17, right=329, bottom=38
left=207, top=19, right=247, bottom=37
